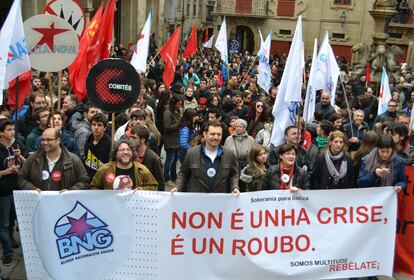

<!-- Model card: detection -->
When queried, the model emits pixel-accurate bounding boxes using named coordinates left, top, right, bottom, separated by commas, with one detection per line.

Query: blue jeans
left=0, top=195, right=13, bottom=257
left=164, top=149, right=177, bottom=181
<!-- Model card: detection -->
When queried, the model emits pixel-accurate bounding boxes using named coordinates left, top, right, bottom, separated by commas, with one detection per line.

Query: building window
left=332, top=33, right=345, bottom=39
left=187, top=4, right=190, bottom=16
left=193, top=4, right=196, bottom=16
left=279, top=29, right=292, bottom=35
left=334, top=0, right=351, bottom=5
left=277, top=0, right=295, bottom=17
left=206, top=5, right=214, bottom=22
left=235, top=0, right=252, bottom=14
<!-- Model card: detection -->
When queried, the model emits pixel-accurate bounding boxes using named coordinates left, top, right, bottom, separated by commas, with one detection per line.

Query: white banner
left=14, top=188, right=397, bottom=280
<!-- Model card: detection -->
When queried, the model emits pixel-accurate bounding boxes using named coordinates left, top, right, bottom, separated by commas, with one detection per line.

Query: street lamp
left=340, top=11, right=347, bottom=27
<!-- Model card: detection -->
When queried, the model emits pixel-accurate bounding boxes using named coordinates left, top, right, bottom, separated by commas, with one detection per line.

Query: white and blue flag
left=303, top=38, right=318, bottom=123
left=270, top=16, right=304, bottom=146
left=313, top=31, right=339, bottom=106
left=257, top=30, right=272, bottom=93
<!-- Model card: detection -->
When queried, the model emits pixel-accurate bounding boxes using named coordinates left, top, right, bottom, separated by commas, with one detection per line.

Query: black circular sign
left=86, top=58, right=140, bottom=113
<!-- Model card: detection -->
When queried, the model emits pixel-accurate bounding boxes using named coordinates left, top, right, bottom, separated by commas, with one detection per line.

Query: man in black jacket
left=314, top=91, right=336, bottom=121
left=17, top=91, right=47, bottom=139
left=0, top=119, right=26, bottom=266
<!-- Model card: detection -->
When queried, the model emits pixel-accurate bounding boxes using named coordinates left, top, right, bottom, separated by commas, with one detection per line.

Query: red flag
left=7, top=70, right=32, bottom=109
left=160, top=27, right=181, bottom=89
left=366, top=63, right=371, bottom=85
left=68, top=4, right=103, bottom=101
left=183, top=24, right=197, bottom=59
left=93, top=0, right=115, bottom=60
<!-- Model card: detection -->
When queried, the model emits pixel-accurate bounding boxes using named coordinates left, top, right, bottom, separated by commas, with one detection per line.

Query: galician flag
left=378, top=67, right=391, bottom=115
left=313, top=31, right=340, bottom=106
left=303, top=38, right=318, bottom=123
left=215, top=16, right=228, bottom=64
left=257, top=30, right=272, bottom=93
left=203, top=33, right=214, bottom=48
left=130, top=12, right=151, bottom=73
left=270, top=16, right=304, bottom=146
left=0, top=0, right=31, bottom=104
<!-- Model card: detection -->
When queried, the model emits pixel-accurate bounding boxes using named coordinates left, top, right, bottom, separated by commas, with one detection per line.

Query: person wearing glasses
left=246, top=100, right=269, bottom=138
left=18, top=128, right=89, bottom=192
left=373, top=100, right=398, bottom=125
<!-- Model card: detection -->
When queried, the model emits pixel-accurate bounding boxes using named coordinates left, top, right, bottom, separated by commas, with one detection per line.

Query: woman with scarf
left=357, top=135, right=406, bottom=193
left=263, top=144, right=309, bottom=191
left=311, top=131, right=355, bottom=189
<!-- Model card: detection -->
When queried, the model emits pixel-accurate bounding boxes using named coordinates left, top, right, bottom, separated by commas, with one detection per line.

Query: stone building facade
left=2, top=0, right=414, bottom=66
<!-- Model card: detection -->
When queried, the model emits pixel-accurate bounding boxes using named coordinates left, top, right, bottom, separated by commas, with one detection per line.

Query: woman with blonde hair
left=240, top=144, right=269, bottom=192
left=311, top=130, right=355, bottom=189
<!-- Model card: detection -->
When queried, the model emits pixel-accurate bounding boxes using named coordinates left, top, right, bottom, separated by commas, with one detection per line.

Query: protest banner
left=14, top=188, right=396, bottom=280
left=395, top=166, right=414, bottom=276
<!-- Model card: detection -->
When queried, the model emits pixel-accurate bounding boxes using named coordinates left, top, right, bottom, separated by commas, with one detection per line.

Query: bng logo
left=54, top=201, right=113, bottom=259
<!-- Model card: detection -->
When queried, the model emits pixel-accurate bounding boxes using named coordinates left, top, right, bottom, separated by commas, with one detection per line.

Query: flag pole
left=239, top=55, right=258, bottom=89
left=339, top=75, right=354, bottom=138
left=146, top=51, right=160, bottom=70
left=111, top=113, right=115, bottom=146
left=57, top=71, right=62, bottom=112
left=15, top=76, right=19, bottom=136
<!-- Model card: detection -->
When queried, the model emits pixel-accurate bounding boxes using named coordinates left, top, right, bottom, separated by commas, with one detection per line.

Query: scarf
left=324, top=150, right=348, bottom=184
left=280, top=163, right=294, bottom=190
left=316, top=135, right=329, bottom=149
left=364, top=148, right=396, bottom=186
left=185, top=95, right=194, bottom=101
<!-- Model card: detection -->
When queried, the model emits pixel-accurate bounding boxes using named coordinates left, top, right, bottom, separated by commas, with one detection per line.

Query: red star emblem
left=134, top=34, right=145, bottom=54
left=31, top=22, right=70, bottom=52
left=66, top=212, right=94, bottom=239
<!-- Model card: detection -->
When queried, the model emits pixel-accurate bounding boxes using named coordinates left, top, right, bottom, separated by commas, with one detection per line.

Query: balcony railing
left=215, top=0, right=269, bottom=17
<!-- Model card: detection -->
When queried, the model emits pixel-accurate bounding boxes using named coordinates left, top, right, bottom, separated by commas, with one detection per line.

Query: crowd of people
left=0, top=46, right=413, bottom=280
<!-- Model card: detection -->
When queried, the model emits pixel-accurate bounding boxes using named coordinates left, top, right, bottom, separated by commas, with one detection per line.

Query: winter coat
left=343, top=121, right=369, bottom=151
left=357, top=153, right=407, bottom=189
left=183, top=72, right=200, bottom=87
left=310, top=152, right=355, bottom=189
left=141, top=148, right=165, bottom=191
left=17, top=107, right=37, bottom=139
left=72, top=118, right=91, bottom=160
left=240, top=165, right=266, bottom=192
left=224, top=131, right=255, bottom=170
left=18, top=146, right=89, bottom=191
left=263, top=164, right=310, bottom=190
left=90, top=161, right=158, bottom=190
left=183, top=98, right=198, bottom=110
left=163, top=109, right=181, bottom=150
left=178, top=126, right=196, bottom=162
left=176, top=144, right=239, bottom=193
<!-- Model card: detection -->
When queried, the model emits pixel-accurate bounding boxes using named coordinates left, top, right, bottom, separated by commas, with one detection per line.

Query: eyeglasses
left=388, top=104, right=397, bottom=107
left=40, top=138, right=57, bottom=142
left=256, top=104, right=264, bottom=108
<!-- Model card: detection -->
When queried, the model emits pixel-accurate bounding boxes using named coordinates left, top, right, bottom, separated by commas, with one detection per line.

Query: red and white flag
left=0, top=0, right=31, bottom=104
left=130, top=12, right=151, bottom=73
left=202, top=33, right=214, bottom=48
left=160, top=27, right=181, bottom=89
